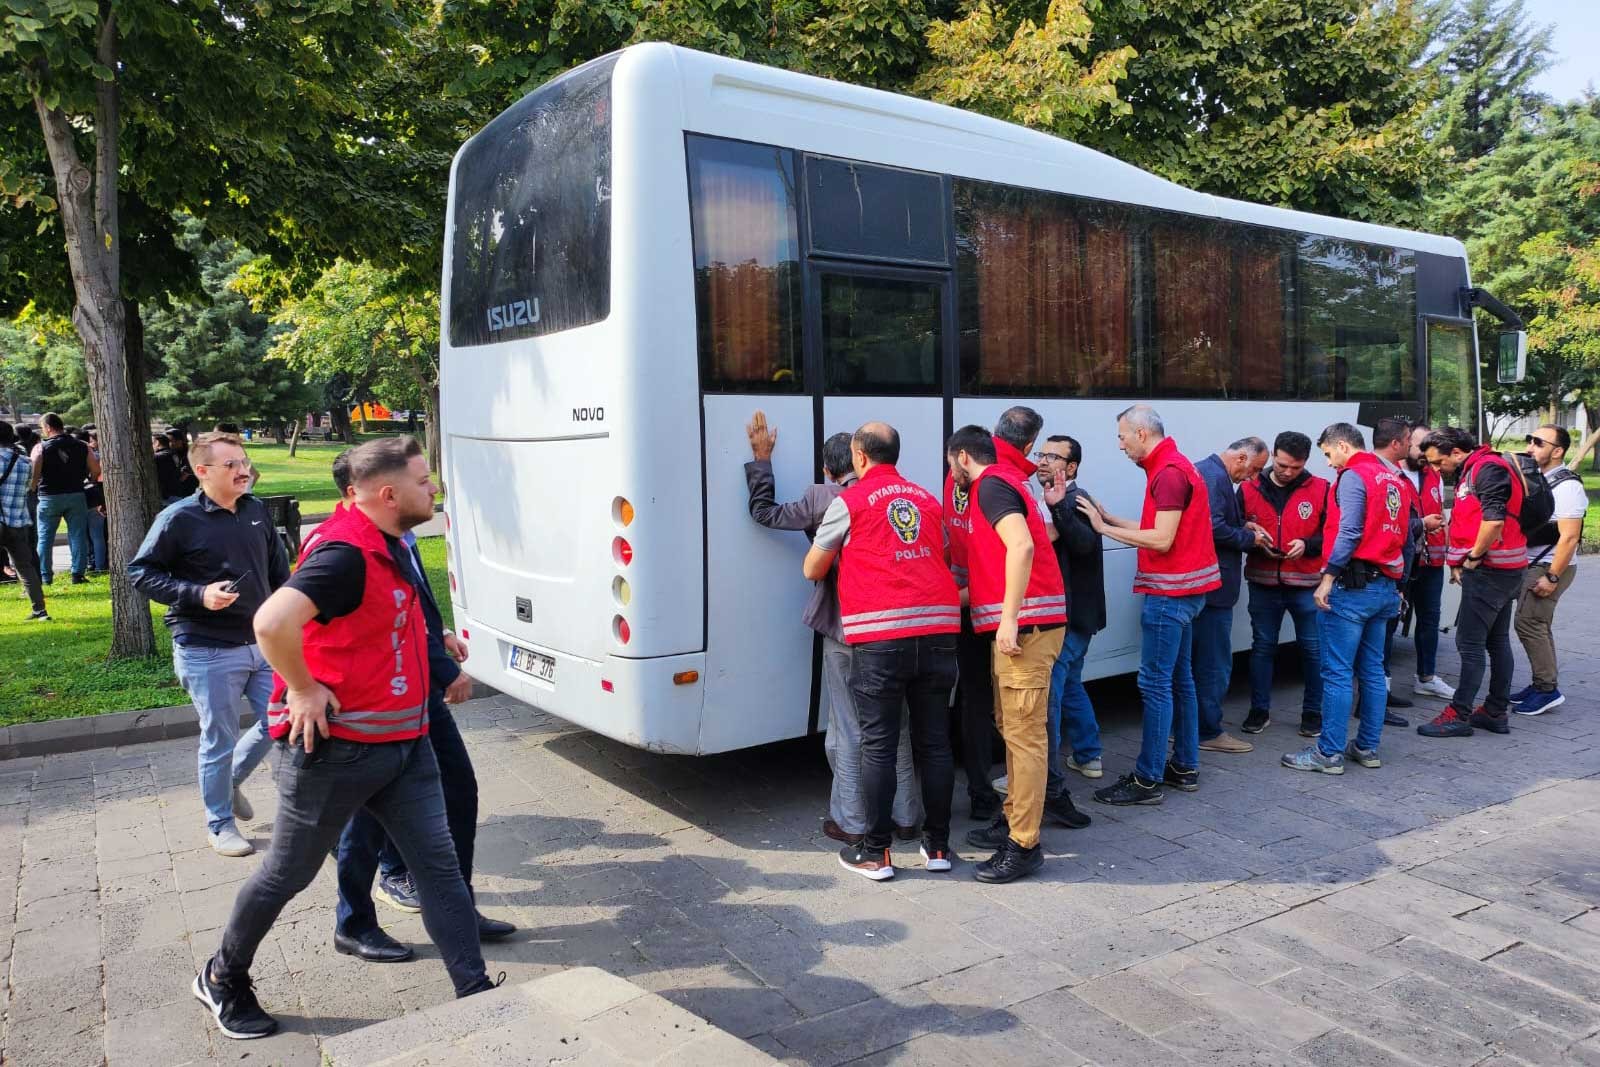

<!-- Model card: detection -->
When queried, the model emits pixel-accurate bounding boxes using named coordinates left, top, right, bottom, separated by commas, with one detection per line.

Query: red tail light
left=612, top=537, right=633, bottom=566
left=613, top=615, right=630, bottom=645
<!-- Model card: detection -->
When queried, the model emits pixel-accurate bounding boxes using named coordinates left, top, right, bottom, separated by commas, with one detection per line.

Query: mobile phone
left=223, top=570, right=252, bottom=594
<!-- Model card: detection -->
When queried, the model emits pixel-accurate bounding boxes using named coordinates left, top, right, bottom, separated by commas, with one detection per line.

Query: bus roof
left=610, top=42, right=1468, bottom=262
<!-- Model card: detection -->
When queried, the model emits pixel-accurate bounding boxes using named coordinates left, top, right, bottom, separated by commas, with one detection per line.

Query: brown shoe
left=822, top=818, right=863, bottom=845
left=1199, top=732, right=1254, bottom=754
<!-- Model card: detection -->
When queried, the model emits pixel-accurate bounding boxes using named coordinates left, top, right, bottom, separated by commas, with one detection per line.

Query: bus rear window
left=448, top=55, right=616, bottom=348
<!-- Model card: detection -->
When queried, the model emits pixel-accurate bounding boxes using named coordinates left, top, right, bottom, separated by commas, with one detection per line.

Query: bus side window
left=687, top=136, right=805, bottom=394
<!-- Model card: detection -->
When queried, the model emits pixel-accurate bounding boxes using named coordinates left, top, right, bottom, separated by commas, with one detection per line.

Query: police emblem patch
left=1386, top=484, right=1403, bottom=521
left=887, top=498, right=921, bottom=545
left=1298, top=501, right=1313, bottom=520
left=1431, top=484, right=1443, bottom=502
left=952, top=483, right=970, bottom=515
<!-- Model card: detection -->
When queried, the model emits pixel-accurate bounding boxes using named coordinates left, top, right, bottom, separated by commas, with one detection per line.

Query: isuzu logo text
left=487, top=297, right=540, bottom=332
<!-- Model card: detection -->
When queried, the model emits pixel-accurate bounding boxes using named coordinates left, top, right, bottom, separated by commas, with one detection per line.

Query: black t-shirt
left=286, top=537, right=419, bottom=623
left=38, top=435, right=90, bottom=495
left=977, top=477, right=1028, bottom=528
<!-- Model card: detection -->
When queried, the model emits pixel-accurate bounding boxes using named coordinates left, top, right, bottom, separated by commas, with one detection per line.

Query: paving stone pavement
left=3, top=569, right=1600, bottom=1066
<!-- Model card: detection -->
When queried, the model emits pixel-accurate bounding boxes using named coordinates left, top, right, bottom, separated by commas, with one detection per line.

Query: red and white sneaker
left=920, top=840, right=953, bottom=873
left=838, top=843, right=894, bottom=881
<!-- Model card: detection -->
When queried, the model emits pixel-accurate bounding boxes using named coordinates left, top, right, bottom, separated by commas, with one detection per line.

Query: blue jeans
left=1136, top=593, right=1205, bottom=782
left=337, top=697, right=480, bottom=936
left=1247, top=584, right=1324, bottom=715
left=1408, top=564, right=1445, bottom=679
left=1046, top=628, right=1101, bottom=798
left=215, top=737, right=489, bottom=997
left=1192, top=603, right=1236, bottom=742
left=172, top=642, right=276, bottom=834
left=1317, top=577, right=1400, bottom=757
left=36, top=491, right=90, bottom=582
left=86, top=505, right=107, bottom=571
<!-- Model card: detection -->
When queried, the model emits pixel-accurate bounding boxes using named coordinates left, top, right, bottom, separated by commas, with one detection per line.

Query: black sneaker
left=919, top=838, right=953, bottom=872
left=1094, top=773, right=1163, bottom=806
left=1298, top=714, right=1323, bottom=738
left=969, top=794, right=1001, bottom=822
left=893, top=822, right=922, bottom=842
left=70, top=573, right=88, bottom=584
left=1382, top=710, right=1410, bottom=728
left=1387, top=691, right=1413, bottom=710
left=1044, top=792, right=1091, bottom=829
left=376, top=872, right=421, bottom=913
left=974, top=839, right=1044, bottom=884
left=838, top=843, right=894, bottom=882
left=1241, top=708, right=1270, bottom=734
left=1470, top=706, right=1511, bottom=735
left=1162, top=761, right=1199, bottom=793
left=27, top=609, right=49, bottom=622
left=966, top=813, right=1010, bottom=849
left=192, top=965, right=277, bottom=1040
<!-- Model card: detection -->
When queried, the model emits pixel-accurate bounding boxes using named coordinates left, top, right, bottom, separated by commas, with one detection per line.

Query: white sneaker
left=991, top=775, right=1009, bottom=795
left=232, top=786, right=253, bottom=822
left=1412, top=676, right=1455, bottom=700
left=209, top=826, right=254, bottom=857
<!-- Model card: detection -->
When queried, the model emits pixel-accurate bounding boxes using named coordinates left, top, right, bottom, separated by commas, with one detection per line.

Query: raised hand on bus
left=747, top=411, right=777, bottom=461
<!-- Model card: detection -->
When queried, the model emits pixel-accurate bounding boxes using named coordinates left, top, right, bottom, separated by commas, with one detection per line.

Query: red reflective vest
left=1133, top=437, right=1222, bottom=597
left=966, top=454, right=1067, bottom=632
left=836, top=464, right=962, bottom=644
left=1321, top=452, right=1408, bottom=580
left=943, top=471, right=974, bottom=590
left=268, top=503, right=431, bottom=743
left=1415, top=465, right=1446, bottom=567
left=1241, top=473, right=1331, bottom=588
left=1447, top=447, right=1528, bottom=569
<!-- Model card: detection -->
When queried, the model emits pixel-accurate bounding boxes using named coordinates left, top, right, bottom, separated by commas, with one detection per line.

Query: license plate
left=508, top=645, right=557, bottom=684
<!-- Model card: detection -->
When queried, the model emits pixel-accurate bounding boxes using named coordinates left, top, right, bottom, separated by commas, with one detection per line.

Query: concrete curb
left=0, top=681, right=499, bottom=761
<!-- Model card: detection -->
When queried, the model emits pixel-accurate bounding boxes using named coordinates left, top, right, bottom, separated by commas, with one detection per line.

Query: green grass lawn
left=0, top=535, right=453, bottom=726
left=245, top=437, right=375, bottom=517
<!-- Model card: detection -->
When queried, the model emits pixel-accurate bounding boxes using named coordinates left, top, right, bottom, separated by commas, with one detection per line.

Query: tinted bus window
left=449, top=56, right=616, bottom=348
left=688, top=136, right=804, bottom=393
left=1150, top=219, right=1293, bottom=398
left=819, top=273, right=942, bottom=395
left=1297, top=236, right=1416, bottom=402
left=955, top=180, right=1139, bottom=396
left=807, top=157, right=947, bottom=265
left=1427, top=320, right=1478, bottom=431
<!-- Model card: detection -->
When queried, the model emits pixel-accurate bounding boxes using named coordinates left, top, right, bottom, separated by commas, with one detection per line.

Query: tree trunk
left=424, top=381, right=442, bottom=478
left=31, top=9, right=158, bottom=659
left=288, top=420, right=301, bottom=457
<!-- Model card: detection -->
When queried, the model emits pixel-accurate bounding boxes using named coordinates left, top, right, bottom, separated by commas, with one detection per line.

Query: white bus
left=439, top=43, right=1514, bottom=755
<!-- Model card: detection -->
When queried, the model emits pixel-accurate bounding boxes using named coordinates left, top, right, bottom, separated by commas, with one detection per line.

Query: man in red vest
left=1239, top=430, right=1331, bottom=738
left=805, top=422, right=961, bottom=883
left=1078, top=405, right=1219, bottom=805
left=193, top=437, right=493, bottom=1041
left=1282, top=423, right=1409, bottom=774
left=1417, top=427, right=1529, bottom=738
left=945, top=417, right=1072, bottom=883
left=1403, top=423, right=1452, bottom=700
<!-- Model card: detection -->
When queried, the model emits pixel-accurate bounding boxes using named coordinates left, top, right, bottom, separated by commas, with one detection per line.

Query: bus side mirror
left=1497, top=331, right=1527, bottom=385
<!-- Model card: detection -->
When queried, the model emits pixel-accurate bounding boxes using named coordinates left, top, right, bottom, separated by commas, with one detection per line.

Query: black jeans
left=213, top=737, right=489, bottom=997
left=334, top=698, right=479, bottom=936
left=848, top=633, right=959, bottom=851
left=956, top=615, right=999, bottom=806
left=1451, top=566, right=1526, bottom=716
left=1, top=523, right=45, bottom=613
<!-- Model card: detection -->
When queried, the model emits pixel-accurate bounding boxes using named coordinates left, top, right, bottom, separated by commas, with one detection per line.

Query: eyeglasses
left=1031, top=451, right=1069, bottom=464
left=206, top=458, right=253, bottom=472
left=1525, top=434, right=1557, bottom=449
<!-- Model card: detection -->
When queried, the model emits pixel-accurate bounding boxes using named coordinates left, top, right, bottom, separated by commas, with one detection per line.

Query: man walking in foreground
left=131, top=432, right=286, bottom=856
left=1080, top=405, right=1219, bottom=805
left=193, top=437, right=494, bottom=1040
left=1510, top=425, right=1586, bottom=716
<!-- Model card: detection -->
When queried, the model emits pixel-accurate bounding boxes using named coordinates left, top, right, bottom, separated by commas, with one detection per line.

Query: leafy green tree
left=0, top=309, right=87, bottom=420
left=2, top=0, right=435, bottom=657
left=142, top=219, right=320, bottom=437
left=264, top=261, right=441, bottom=469
left=1426, top=0, right=1554, bottom=162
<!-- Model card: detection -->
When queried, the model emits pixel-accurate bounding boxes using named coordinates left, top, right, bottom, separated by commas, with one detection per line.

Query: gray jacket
left=744, top=460, right=856, bottom=643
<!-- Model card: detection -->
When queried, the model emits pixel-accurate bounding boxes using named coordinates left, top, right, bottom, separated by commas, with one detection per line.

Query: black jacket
left=129, top=492, right=291, bottom=646
left=1047, top=482, right=1106, bottom=635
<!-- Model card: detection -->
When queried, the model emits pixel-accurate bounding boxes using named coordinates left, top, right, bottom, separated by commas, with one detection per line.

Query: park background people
left=29, top=412, right=99, bottom=585
left=0, top=421, right=48, bottom=620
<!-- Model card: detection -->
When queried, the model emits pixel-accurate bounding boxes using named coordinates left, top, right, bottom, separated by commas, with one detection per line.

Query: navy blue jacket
left=130, top=491, right=291, bottom=646
left=1197, top=454, right=1255, bottom=609
left=400, top=531, right=461, bottom=697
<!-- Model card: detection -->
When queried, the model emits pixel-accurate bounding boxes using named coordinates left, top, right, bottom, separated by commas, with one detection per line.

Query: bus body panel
left=444, top=43, right=1480, bottom=753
